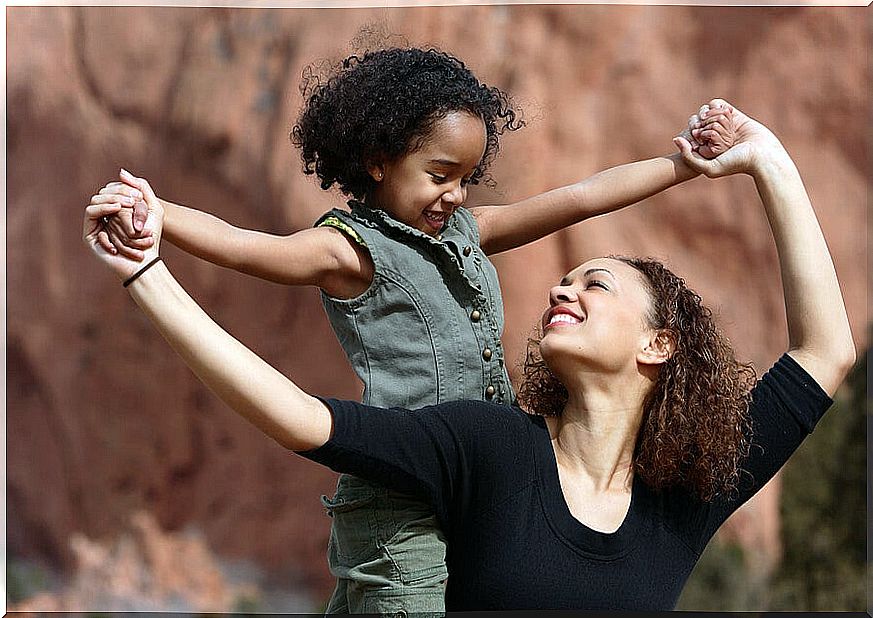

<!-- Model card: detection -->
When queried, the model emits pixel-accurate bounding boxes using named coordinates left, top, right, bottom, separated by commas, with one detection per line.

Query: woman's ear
left=366, top=159, right=385, bottom=182
left=638, top=329, right=676, bottom=366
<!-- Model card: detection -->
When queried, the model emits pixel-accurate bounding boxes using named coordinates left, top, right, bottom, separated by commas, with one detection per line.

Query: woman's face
left=539, top=257, right=664, bottom=376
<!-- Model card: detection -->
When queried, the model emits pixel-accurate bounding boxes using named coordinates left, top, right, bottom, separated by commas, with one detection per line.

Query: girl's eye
left=586, top=280, right=609, bottom=291
left=429, top=173, right=448, bottom=183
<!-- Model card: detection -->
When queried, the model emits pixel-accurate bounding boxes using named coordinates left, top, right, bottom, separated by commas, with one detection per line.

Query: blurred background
left=6, top=4, right=869, bottom=612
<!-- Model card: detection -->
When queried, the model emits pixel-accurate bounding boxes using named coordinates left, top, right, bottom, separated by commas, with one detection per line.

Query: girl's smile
left=368, top=111, right=488, bottom=236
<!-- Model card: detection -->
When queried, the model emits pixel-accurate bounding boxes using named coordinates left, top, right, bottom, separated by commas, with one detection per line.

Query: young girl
left=94, top=47, right=726, bottom=614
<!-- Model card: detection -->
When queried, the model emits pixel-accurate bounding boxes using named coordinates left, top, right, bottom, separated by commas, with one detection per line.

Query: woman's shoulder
left=319, top=398, right=538, bottom=461
left=420, top=402, right=542, bottom=477
left=420, top=400, right=541, bottom=447
left=750, top=352, right=833, bottom=433
left=418, top=398, right=522, bottom=417
left=427, top=399, right=534, bottom=421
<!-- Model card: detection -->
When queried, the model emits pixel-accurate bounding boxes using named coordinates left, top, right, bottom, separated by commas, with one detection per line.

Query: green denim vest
left=316, top=201, right=514, bottom=409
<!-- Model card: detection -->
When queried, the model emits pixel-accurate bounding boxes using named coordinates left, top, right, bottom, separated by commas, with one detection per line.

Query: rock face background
left=7, top=5, right=868, bottom=611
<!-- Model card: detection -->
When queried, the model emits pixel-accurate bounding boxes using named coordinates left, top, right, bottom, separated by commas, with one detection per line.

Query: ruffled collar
left=347, top=199, right=455, bottom=242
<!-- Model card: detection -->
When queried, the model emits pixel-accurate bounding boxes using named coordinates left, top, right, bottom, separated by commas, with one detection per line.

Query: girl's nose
left=443, top=182, right=466, bottom=206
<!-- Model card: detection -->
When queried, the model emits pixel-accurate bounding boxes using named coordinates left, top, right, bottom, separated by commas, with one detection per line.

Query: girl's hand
left=89, top=175, right=156, bottom=259
left=677, top=102, right=714, bottom=154
left=689, top=100, right=735, bottom=159
left=119, top=169, right=152, bottom=233
left=674, top=100, right=784, bottom=178
left=84, top=170, right=164, bottom=281
left=103, top=207, right=156, bottom=261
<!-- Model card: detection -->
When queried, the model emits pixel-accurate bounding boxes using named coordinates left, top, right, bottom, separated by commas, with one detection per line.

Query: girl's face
left=538, top=258, right=669, bottom=378
left=368, top=111, right=487, bottom=236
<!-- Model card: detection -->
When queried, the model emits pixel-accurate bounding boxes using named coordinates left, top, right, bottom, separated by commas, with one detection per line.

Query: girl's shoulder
left=308, top=213, right=376, bottom=299
left=316, top=211, right=368, bottom=249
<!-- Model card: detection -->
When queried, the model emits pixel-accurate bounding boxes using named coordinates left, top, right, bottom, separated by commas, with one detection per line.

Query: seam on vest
left=376, top=270, right=443, bottom=403
left=349, top=302, right=373, bottom=406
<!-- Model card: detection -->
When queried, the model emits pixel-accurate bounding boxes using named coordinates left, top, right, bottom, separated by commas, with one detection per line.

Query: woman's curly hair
left=517, top=256, right=757, bottom=501
left=290, top=47, right=523, bottom=199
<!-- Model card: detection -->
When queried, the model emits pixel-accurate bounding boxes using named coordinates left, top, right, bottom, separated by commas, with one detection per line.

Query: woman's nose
left=549, top=285, right=576, bottom=305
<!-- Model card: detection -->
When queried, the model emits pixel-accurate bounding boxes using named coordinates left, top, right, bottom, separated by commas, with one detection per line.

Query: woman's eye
left=429, top=173, right=448, bottom=183
left=586, top=280, right=608, bottom=290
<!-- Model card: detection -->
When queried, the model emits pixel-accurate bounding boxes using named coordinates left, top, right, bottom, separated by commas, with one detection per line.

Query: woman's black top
left=301, top=354, right=832, bottom=610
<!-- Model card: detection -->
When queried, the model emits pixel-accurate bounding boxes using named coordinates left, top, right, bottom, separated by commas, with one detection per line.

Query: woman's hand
left=674, top=100, right=785, bottom=178
left=84, top=170, right=164, bottom=281
left=89, top=170, right=161, bottom=260
left=677, top=101, right=855, bottom=394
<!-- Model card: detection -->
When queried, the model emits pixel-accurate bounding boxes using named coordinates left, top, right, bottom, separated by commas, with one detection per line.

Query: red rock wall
left=7, top=5, right=868, bottom=609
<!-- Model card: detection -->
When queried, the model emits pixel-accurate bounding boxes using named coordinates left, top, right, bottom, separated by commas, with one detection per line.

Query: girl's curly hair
left=517, top=256, right=757, bottom=501
left=290, top=47, right=523, bottom=199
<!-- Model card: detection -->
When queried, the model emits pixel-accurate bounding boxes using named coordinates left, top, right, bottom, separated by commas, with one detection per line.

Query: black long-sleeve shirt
left=302, top=354, right=832, bottom=610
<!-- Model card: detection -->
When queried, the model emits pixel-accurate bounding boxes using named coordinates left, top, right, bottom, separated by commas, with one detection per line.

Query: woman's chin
left=538, top=337, right=579, bottom=371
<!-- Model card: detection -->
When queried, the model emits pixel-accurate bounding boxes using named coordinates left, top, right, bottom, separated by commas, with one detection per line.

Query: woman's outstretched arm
left=128, top=262, right=333, bottom=450
left=676, top=103, right=856, bottom=396
left=83, top=178, right=333, bottom=452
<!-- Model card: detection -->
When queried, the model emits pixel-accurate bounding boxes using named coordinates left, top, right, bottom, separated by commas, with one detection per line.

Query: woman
left=83, top=103, right=854, bottom=610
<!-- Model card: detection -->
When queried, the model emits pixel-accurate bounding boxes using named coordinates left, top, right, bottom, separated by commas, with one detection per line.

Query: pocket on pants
left=321, top=490, right=380, bottom=563
left=358, top=586, right=446, bottom=616
left=381, top=498, right=448, bottom=587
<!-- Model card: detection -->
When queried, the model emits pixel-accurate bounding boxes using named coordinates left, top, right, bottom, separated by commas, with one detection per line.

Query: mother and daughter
left=87, top=47, right=854, bottom=612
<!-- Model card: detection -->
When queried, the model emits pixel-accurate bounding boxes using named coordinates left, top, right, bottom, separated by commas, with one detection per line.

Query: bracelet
left=123, top=256, right=162, bottom=288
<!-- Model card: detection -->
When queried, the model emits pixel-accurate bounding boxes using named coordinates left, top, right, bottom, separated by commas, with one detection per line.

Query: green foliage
left=6, top=558, right=53, bottom=604
left=676, top=539, right=764, bottom=610
left=766, top=347, right=867, bottom=610
left=232, top=592, right=263, bottom=613
left=679, top=346, right=868, bottom=611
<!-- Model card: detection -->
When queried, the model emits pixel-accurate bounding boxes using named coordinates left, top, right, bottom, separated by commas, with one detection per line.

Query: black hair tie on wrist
left=123, top=256, right=162, bottom=288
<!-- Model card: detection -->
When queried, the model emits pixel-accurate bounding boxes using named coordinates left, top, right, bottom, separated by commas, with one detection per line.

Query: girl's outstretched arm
left=90, top=171, right=373, bottom=299
left=471, top=101, right=732, bottom=255
left=675, top=104, right=856, bottom=395
left=472, top=153, right=699, bottom=255
left=84, top=187, right=334, bottom=452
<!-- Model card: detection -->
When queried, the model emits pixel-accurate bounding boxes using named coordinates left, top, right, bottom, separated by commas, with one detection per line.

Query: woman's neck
left=547, top=373, right=649, bottom=493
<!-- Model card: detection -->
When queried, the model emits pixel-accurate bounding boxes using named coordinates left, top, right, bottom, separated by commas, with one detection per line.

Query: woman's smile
left=544, top=306, right=585, bottom=330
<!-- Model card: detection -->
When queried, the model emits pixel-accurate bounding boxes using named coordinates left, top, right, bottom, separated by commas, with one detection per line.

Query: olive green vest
left=316, top=202, right=513, bottom=409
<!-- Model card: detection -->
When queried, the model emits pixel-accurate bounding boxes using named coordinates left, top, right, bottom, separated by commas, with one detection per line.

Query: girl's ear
left=366, top=159, right=385, bottom=182
left=638, top=329, right=676, bottom=366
